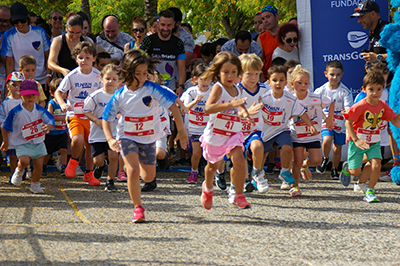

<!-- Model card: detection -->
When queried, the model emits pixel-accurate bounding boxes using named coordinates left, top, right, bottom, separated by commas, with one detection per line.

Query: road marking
left=59, top=185, right=90, bottom=223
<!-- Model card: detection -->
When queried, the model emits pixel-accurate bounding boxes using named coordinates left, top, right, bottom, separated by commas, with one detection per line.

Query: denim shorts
left=15, top=142, right=47, bottom=159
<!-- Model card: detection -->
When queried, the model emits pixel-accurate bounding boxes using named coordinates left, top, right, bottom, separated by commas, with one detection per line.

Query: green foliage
left=1, top=0, right=68, bottom=21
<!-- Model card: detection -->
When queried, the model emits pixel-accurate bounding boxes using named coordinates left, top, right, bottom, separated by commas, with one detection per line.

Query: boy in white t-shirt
left=1, top=79, right=54, bottom=193
left=315, top=60, right=353, bottom=179
left=55, top=41, right=102, bottom=186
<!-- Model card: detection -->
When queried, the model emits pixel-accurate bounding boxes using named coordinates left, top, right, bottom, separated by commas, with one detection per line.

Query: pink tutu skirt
left=200, top=132, right=244, bottom=164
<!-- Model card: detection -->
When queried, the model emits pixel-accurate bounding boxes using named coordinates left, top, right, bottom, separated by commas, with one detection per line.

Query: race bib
left=356, top=128, right=380, bottom=144
left=322, top=113, right=345, bottom=131
left=212, top=113, right=242, bottom=136
left=124, top=115, right=154, bottom=136
left=54, top=114, right=67, bottom=130
left=295, top=120, right=321, bottom=138
left=22, top=119, right=45, bottom=141
left=262, top=106, right=284, bottom=126
left=188, top=110, right=209, bottom=127
left=73, top=102, right=85, bottom=118
left=241, top=117, right=259, bottom=136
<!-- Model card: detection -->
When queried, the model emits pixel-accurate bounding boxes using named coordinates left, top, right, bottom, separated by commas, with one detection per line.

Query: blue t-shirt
left=47, top=99, right=68, bottom=135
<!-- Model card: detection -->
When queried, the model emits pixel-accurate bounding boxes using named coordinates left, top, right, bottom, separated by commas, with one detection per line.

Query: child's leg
left=17, top=155, right=30, bottom=170
left=70, top=134, right=84, bottom=159
left=93, top=152, right=105, bottom=167
left=191, top=142, right=202, bottom=171
left=84, top=141, right=94, bottom=171
left=123, top=152, right=142, bottom=207
left=367, top=158, right=381, bottom=189
left=303, top=148, right=322, bottom=168
left=10, top=154, right=18, bottom=174
left=43, top=154, right=51, bottom=166
left=229, top=146, right=246, bottom=194
left=107, top=150, right=119, bottom=180
left=139, top=163, right=156, bottom=183
left=59, top=148, right=68, bottom=165
left=322, top=136, right=333, bottom=159
left=119, top=154, right=125, bottom=172
left=156, top=147, right=167, bottom=160
left=332, top=143, right=342, bottom=169
left=292, top=147, right=305, bottom=186
left=250, top=139, right=264, bottom=171
left=280, top=145, right=293, bottom=169
left=204, top=161, right=219, bottom=189
left=31, top=157, right=43, bottom=183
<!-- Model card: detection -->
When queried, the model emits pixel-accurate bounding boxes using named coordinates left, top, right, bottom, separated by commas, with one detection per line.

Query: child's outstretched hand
left=107, top=138, right=121, bottom=152
left=175, top=131, right=189, bottom=150
left=247, top=102, right=262, bottom=115
left=354, top=139, right=369, bottom=150
left=230, top=97, right=247, bottom=108
left=60, top=103, right=72, bottom=113
left=243, top=115, right=256, bottom=126
left=180, top=105, right=189, bottom=115
left=0, top=141, right=8, bottom=151
left=324, top=116, right=335, bottom=129
left=42, top=123, right=53, bottom=133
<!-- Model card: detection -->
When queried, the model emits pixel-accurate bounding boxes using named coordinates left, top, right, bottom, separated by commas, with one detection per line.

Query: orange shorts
left=67, top=116, right=90, bottom=142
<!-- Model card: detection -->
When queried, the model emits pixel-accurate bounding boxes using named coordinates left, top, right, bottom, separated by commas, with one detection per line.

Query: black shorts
left=91, top=142, right=111, bottom=157
left=292, top=141, right=321, bottom=150
left=44, top=133, right=68, bottom=155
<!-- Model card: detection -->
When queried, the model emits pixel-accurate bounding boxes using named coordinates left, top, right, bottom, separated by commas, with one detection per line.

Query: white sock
left=192, top=168, right=198, bottom=173
left=281, top=167, right=289, bottom=174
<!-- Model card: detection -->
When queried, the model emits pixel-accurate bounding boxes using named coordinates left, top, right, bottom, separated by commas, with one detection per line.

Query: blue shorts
left=244, top=131, right=263, bottom=155
left=6, top=149, right=16, bottom=156
left=15, top=142, right=47, bottom=159
left=321, top=129, right=346, bottom=146
left=292, top=141, right=321, bottom=150
left=263, top=131, right=292, bottom=154
left=119, top=138, right=156, bottom=165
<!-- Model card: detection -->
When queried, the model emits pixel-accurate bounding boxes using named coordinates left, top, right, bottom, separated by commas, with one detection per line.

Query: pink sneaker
left=290, top=186, right=302, bottom=197
left=133, top=206, right=145, bottom=223
left=233, top=194, right=251, bottom=208
left=201, top=181, right=214, bottom=210
left=187, top=171, right=198, bottom=184
left=116, top=171, right=127, bottom=182
left=301, top=167, right=312, bottom=181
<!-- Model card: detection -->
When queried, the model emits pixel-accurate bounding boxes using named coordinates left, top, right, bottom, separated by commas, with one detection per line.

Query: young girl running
left=289, top=65, right=334, bottom=196
left=200, top=51, right=254, bottom=209
left=180, top=63, right=211, bottom=183
left=102, top=50, right=188, bottom=223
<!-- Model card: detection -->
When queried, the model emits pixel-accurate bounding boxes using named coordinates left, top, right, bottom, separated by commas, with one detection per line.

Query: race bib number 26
left=22, top=119, right=45, bottom=141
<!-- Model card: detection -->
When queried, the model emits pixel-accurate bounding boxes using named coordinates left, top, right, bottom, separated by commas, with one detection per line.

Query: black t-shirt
left=368, top=19, right=389, bottom=55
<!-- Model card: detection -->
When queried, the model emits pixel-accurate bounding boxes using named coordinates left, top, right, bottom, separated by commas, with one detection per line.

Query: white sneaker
left=280, top=181, right=291, bottom=190
left=11, top=168, right=24, bottom=186
left=26, top=166, right=32, bottom=180
left=30, top=182, right=44, bottom=194
left=227, top=186, right=236, bottom=204
left=252, top=170, right=269, bottom=193
left=76, top=166, right=84, bottom=176
left=354, top=183, right=369, bottom=193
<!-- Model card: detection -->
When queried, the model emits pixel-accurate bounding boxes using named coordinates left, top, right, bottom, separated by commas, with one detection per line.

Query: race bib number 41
left=22, top=119, right=45, bottom=141
left=124, top=115, right=154, bottom=136
left=212, top=113, right=242, bottom=136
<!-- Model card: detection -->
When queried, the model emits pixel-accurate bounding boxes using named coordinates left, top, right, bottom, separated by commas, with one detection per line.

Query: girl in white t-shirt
left=289, top=65, right=334, bottom=197
left=200, top=51, right=254, bottom=209
left=180, top=63, right=211, bottom=184
left=102, top=50, right=188, bottom=223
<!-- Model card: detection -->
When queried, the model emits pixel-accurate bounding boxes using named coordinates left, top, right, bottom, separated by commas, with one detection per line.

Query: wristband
left=178, top=84, right=185, bottom=89
left=46, top=74, right=52, bottom=78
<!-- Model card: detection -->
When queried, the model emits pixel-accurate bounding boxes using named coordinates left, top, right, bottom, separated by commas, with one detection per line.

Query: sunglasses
left=132, top=27, right=145, bottom=33
left=12, top=19, right=27, bottom=24
left=52, top=16, right=63, bottom=21
left=285, top=37, right=298, bottom=44
left=0, top=18, right=9, bottom=23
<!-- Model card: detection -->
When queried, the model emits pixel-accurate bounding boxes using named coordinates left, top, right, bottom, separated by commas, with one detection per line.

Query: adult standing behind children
left=272, top=22, right=300, bottom=63
left=140, top=10, right=186, bottom=96
left=1, top=2, right=51, bottom=92
left=221, top=30, right=262, bottom=59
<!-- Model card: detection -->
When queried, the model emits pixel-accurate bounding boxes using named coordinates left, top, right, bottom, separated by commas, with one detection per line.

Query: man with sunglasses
left=350, top=0, right=388, bottom=64
left=221, top=30, right=262, bottom=58
left=0, top=5, right=11, bottom=33
left=1, top=2, right=51, bottom=91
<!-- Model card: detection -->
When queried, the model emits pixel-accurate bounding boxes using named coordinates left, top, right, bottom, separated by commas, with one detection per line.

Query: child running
left=102, top=50, right=188, bottom=223
left=200, top=51, right=254, bottom=209
left=180, top=62, right=211, bottom=183
left=289, top=65, right=334, bottom=196
left=340, top=71, right=400, bottom=202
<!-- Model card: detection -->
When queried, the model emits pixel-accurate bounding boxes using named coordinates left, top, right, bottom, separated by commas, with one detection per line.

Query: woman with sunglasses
left=272, top=22, right=300, bottom=63
left=124, top=17, right=148, bottom=53
left=48, top=10, right=66, bottom=41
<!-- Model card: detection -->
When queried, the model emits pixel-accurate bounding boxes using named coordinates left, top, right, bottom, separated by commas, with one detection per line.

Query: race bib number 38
left=212, top=113, right=242, bottom=136
left=124, top=115, right=154, bottom=136
left=22, top=119, right=44, bottom=141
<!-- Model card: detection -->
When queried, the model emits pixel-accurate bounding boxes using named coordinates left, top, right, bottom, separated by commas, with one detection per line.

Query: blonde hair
left=239, top=53, right=263, bottom=72
left=100, top=63, right=120, bottom=77
left=202, top=51, right=242, bottom=83
left=289, top=64, right=309, bottom=86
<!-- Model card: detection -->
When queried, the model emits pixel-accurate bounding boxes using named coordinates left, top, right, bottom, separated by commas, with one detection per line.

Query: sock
left=281, top=167, right=289, bottom=174
left=204, top=184, right=213, bottom=192
left=85, top=170, right=91, bottom=174
left=230, top=184, right=235, bottom=190
left=216, top=170, right=224, bottom=175
left=252, top=167, right=261, bottom=176
left=71, top=157, right=79, bottom=162
left=191, top=168, right=198, bottom=173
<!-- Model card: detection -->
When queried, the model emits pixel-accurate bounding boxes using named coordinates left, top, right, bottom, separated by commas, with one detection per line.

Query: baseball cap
left=350, top=0, right=380, bottom=18
left=10, top=2, right=28, bottom=22
left=261, top=5, right=278, bottom=16
left=19, top=79, right=40, bottom=96
left=6, top=71, right=25, bottom=83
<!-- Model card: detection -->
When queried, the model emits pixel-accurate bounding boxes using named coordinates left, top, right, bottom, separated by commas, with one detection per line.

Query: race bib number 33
left=22, top=119, right=44, bottom=141
left=124, top=115, right=154, bottom=136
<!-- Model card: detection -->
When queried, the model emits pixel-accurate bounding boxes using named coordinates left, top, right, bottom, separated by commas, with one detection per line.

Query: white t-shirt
left=290, top=91, right=332, bottom=143
left=180, top=85, right=211, bottom=135
left=314, top=82, right=353, bottom=133
left=57, top=67, right=102, bottom=118
left=202, top=82, right=242, bottom=146
left=261, top=90, right=305, bottom=142
left=84, top=88, right=117, bottom=143
left=102, top=81, right=177, bottom=144
left=2, top=103, right=55, bottom=147
left=272, top=46, right=300, bottom=62
left=240, top=82, right=268, bottom=139
left=159, top=106, right=171, bottom=135
left=0, top=97, right=22, bottom=123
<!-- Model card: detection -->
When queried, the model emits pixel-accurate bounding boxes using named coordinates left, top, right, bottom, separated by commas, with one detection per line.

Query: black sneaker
left=330, top=167, right=339, bottom=180
left=60, top=166, right=66, bottom=177
left=215, top=171, right=227, bottom=190
left=105, top=179, right=118, bottom=192
left=94, top=161, right=107, bottom=179
left=141, top=178, right=157, bottom=192
left=316, top=157, right=329, bottom=174
left=157, top=155, right=170, bottom=170
left=265, top=163, right=275, bottom=174
left=177, top=158, right=190, bottom=166
left=41, top=166, right=47, bottom=177
left=244, top=178, right=255, bottom=193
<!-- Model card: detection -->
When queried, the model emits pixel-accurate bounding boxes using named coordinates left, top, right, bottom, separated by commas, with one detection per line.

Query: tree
left=80, top=0, right=91, bottom=32
left=144, top=0, right=157, bottom=21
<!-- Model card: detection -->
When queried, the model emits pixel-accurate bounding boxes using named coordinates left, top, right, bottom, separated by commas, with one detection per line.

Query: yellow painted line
left=59, top=184, right=90, bottom=223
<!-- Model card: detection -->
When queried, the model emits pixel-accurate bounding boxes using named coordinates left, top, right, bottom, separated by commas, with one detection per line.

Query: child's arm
left=246, top=102, right=263, bottom=116
left=345, top=118, right=369, bottom=150
left=0, top=128, right=9, bottom=151
left=175, top=98, right=189, bottom=114
left=103, top=120, right=120, bottom=152
left=299, top=113, right=318, bottom=135
left=185, top=95, right=203, bottom=111
left=169, top=103, right=189, bottom=149
left=324, top=101, right=335, bottom=129
left=205, top=84, right=247, bottom=114
left=55, top=90, right=71, bottom=113
left=84, top=111, right=103, bottom=129
left=390, top=114, right=400, bottom=127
